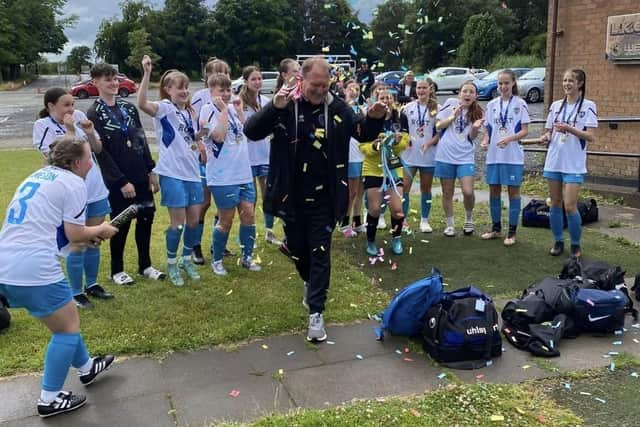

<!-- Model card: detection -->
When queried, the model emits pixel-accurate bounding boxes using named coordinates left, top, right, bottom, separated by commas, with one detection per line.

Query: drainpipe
left=547, top=0, right=560, bottom=111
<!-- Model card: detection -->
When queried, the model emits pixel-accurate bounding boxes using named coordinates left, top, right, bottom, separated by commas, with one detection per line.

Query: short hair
left=207, top=73, right=232, bottom=89
left=301, top=56, right=330, bottom=78
left=90, top=63, right=117, bottom=79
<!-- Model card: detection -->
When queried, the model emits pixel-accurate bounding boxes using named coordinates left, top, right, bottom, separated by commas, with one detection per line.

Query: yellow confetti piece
left=521, top=365, right=531, bottom=369
left=410, top=209, right=418, bottom=214
left=236, top=258, right=240, bottom=266
left=315, top=185, right=324, bottom=190
left=315, top=128, right=325, bottom=138
left=350, top=303, right=358, bottom=308
left=262, top=344, right=269, bottom=350
left=397, top=24, right=406, bottom=29
left=490, top=415, right=504, bottom=422
left=438, top=16, right=443, bottom=23
left=336, top=163, right=345, bottom=168
left=226, top=289, right=233, bottom=296
left=313, top=140, right=322, bottom=149
left=255, top=255, right=262, bottom=264
left=303, top=162, right=308, bottom=172
left=278, top=368, right=284, bottom=375
left=321, top=46, right=330, bottom=52
left=409, top=247, right=413, bottom=254
left=362, top=31, right=373, bottom=40
left=333, top=115, right=342, bottom=123
left=515, top=407, right=525, bottom=415
left=410, top=408, right=421, bottom=417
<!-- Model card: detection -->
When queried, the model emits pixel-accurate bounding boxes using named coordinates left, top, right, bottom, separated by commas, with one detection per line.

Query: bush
left=488, top=54, right=544, bottom=71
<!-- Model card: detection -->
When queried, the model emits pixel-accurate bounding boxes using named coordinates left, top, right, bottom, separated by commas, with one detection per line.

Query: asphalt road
left=0, top=75, right=546, bottom=148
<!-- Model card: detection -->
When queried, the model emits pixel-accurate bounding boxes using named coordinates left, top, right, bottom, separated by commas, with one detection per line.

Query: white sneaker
left=443, top=226, right=456, bottom=237
left=265, top=229, right=283, bottom=246
left=377, top=216, right=387, bottom=229
left=112, top=271, right=135, bottom=285
left=353, top=224, right=366, bottom=233
left=420, top=219, right=433, bottom=233
left=241, top=256, right=262, bottom=272
left=141, top=266, right=166, bottom=281
left=211, top=260, right=228, bottom=276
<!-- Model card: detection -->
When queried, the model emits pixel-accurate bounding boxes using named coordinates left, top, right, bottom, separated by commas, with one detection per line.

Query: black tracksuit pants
left=284, top=206, right=334, bottom=314
left=108, top=184, right=155, bottom=276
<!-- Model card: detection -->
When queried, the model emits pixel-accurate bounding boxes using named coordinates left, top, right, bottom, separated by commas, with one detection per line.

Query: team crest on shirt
left=409, top=109, right=415, bottom=115
left=579, top=111, right=586, bottom=118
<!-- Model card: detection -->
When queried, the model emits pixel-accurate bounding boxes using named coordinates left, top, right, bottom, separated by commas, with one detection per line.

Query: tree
left=126, top=29, right=161, bottom=77
left=455, top=13, right=504, bottom=68
left=67, top=45, right=93, bottom=73
left=370, top=0, right=409, bottom=69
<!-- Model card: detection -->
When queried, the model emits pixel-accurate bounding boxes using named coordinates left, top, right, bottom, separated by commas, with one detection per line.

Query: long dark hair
left=239, top=66, right=261, bottom=112
left=39, top=87, right=68, bottom=118
left=498, top=69, right=519, bottom=96
left=553, top=68, right=586, bottom=126
left=276, top=58, right=298, bottom=91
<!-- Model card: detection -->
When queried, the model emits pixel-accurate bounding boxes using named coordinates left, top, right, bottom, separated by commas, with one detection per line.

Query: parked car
left=420, top=67, right=488, bottom=93
left=374, top=70, right=404, bottom=90
left=517, top=67, right=545, bottom=103
left=474, top=68, right=532, bottom=100
left=231, top=71, right=279, bottom=95
left=71, top=74, right=137, bottom=99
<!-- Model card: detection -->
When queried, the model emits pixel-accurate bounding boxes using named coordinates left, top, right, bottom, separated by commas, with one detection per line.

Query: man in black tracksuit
left=87, top=63, right=165, bottom=285
left=244, top=57, right=386, bottom=342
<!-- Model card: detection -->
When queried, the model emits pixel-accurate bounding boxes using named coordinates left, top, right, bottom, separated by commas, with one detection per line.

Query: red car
left=71, top=74, right=137, bottom=99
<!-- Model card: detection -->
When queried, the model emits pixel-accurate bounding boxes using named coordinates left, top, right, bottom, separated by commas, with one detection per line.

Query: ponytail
left=498, top=69, right=519, bottom=96
left=39, top=87, right=68, bottom=119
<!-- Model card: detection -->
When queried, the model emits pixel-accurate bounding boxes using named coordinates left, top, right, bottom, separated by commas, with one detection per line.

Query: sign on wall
left=606, top=13, right=640, bottom=63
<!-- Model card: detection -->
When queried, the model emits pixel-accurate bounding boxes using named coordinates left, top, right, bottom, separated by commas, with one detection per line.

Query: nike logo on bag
left=588, top=314, right=611, bottom=322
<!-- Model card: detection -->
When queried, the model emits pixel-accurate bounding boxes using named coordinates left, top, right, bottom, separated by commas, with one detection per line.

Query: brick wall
left=545, top=0, right=640, bottom=184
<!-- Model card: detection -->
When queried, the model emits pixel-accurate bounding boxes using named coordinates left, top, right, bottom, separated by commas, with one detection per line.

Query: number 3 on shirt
left=7, top=182, right=40, bottom=224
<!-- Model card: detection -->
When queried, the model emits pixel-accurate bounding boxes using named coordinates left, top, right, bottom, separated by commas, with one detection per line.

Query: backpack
left=422, top=286, right=502, bottom=369
left=572, top=288, right=628, bottom=333
left=374, top=268, right=443, bottom=340
left=521, top=199, right=567, bottom=229
left=0, top=294, right=10, bottom=333
left=577, top=198, right=598, bottom=224
left=559, top=257, right=625, bottom=291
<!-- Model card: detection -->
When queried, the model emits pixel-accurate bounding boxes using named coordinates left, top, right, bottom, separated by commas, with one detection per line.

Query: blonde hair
left=204, top=58, right=230, bottom=81
left=159, top=70, right=194, bottom=114
left=417, top=78, right=438, bottom=116
left=207, top=73, right=231, bottom=90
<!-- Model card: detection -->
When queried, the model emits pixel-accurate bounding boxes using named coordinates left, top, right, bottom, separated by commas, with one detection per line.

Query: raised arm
left=137, top=55, right=159, bottom=117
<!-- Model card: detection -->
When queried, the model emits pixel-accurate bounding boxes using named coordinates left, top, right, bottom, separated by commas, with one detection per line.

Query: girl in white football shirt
left=191, top=58, right=231, bottom=265
left=434, top=81, right=484, bottom=237
left=540, top=68, right=597, bottom=257
left=199, top=73, right=261, bottom=276
left=480, top=69, right=530, bottom=246
left=401, top=78, right=440, bottom=233
left=138, top=55, right=207, bottom=286
left=0, top=138, right=118, bottom=417
left=32, top=88, right=112, bottom=307
left=240, top=66, right=283, bottom=247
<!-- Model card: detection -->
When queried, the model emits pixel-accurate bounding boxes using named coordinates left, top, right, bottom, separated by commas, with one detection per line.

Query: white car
left=424, top=67, right=488, bottom=93
left=231, top=71, right=279, bottom=95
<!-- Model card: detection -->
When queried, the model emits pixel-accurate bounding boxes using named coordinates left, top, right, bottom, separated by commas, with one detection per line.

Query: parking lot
left=0, top=75, right=546, bottom=148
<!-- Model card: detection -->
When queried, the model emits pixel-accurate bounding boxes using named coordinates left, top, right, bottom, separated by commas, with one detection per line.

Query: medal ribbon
left=98, top=99, right=130, bottom=138
left=173, top=103, right=195, bottom=141
left=499, top=96, right=513, bottom=129
left=560, top=98, right=581, bottom=126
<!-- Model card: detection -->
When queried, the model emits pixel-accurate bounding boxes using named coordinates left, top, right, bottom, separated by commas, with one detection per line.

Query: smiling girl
left=434, top=81, right=484, bottom=237
left=540, top=68, right=597, bottom=257
left=137, top=55, right=207, bottom=286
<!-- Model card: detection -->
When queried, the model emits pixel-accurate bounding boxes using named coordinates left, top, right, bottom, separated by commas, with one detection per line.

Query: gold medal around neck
left=499, top=127, right=508, bottom=138
left=560, top=133, right=567, bottom=143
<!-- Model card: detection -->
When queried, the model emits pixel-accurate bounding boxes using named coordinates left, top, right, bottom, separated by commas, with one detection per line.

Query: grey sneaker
left=211, top=260, right=228, bottom=276
left=241, top=256, right=262, bottom=272
left=302, top=281, right=309, bottom=309
left=167, top=263, right=184, bottom=287
left=306, top=312, right=327, bottom=342
left=180, top=258, right=201, bottom=280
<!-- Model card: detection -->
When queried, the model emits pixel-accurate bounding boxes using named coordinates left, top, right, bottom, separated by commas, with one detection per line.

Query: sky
left=46, top=0, right=381, bottom=62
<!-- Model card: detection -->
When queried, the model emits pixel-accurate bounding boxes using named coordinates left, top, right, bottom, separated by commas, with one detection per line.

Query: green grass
left=335, top=195, right=640, bottom=298
left=218, top=382, right=581, bottom=427
left=0, top=151, right=388, bottom=376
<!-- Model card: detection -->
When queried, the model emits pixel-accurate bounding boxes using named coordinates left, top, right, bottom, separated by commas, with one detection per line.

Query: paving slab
left=0, top=393, right=172, bottom=427
left=455, top=346, right=553, bottom=384
left=171, top=375, right=293, bottom=426
left=554, top=318, right=640, bottom=372
left=283, top=352, right=443, bottom=409
left=0, top=374, right=40, bottom=423
left=314, top=320, right=409, bottom=364
left=241, top=334, right=324, bottom=373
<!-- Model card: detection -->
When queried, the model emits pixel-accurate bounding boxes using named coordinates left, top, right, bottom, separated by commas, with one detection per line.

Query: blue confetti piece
left=350, top=45, right=358, bottom=56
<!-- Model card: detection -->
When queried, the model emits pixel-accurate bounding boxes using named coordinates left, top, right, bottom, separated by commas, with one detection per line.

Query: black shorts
left=362, top=175, right=404, bottom=190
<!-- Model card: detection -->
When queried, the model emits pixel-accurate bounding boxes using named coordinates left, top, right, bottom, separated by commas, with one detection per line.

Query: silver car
left=232, top=71, right=279, bottom=95
left=517, top=67, right=545, bottom=103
